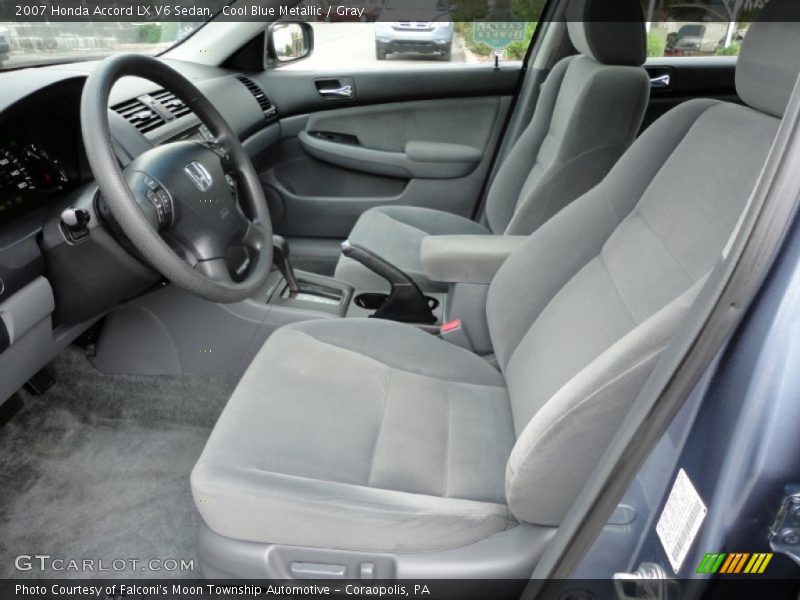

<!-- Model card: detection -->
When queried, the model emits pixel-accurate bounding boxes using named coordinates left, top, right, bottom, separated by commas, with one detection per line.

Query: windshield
left=0, top=21, right=206, bottom=70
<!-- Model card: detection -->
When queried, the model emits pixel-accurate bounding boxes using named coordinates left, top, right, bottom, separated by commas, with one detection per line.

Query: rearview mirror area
left=267, top=22, right=314, bottom=64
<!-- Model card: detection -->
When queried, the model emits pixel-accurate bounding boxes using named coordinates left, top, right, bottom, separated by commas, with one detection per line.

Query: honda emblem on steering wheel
left=184, top=161, right=213, bottom=191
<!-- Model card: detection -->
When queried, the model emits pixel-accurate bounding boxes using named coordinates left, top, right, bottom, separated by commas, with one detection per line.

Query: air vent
left=111, top=98, right=166, bottom=134
left=150, top=89, right=193, bottom=119
left=235, top=75, right=277, bottom=121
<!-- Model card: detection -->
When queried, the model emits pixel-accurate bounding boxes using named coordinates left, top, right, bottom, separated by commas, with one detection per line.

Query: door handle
left=650, top=74, right=671, bottom=89
left=318, top=84, right=353, bottom=99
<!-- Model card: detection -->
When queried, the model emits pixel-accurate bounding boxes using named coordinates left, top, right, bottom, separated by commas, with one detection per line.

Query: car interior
left=335, top=0, right=651, bottom=294
left=1, top=0, right=800, bottom=583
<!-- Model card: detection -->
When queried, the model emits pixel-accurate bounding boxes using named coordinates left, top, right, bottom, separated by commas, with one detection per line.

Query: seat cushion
left=334, top=205, right=490, bottom=292
left=191, top=318, right=516, bottom=553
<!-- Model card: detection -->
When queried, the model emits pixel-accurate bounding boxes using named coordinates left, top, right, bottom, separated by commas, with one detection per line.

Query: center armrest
left=421, top=235, right=528, bottom=285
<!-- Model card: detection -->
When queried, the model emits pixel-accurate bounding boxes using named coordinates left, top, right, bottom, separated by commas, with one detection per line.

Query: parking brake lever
left=341, top=240, right=436, bottom=324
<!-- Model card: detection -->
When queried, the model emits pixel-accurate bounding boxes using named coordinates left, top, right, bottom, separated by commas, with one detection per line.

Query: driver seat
left=192, top=6, right=800, bottom=578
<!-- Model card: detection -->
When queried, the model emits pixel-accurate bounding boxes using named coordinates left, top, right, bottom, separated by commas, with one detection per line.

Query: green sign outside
left=473, top=22, right=527, bottom=50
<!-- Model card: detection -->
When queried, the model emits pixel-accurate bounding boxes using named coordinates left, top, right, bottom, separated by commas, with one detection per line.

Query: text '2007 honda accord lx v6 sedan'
left=1, top=0, right=800, bottom=598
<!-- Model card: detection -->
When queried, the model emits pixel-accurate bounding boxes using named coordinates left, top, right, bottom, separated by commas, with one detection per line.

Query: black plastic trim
left=0, top=313, right=9, bottom=353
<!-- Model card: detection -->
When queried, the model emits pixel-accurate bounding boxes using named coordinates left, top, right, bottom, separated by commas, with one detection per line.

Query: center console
left=263, top=236, right=444, bottom=332
left=262, top=267, right=445, bottom=330
left=91, top=236, right=462, bottom=376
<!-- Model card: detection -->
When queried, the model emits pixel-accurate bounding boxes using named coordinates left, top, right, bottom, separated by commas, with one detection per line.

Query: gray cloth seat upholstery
left=192, top=2, right=800, bottom=556
left=192, top=318, right=516, bottom=553
left=335, top=0, right=650, bottom=291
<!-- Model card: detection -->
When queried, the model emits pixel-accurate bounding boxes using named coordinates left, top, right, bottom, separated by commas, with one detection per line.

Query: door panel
left=251, top=65, right=520, bottom=118
left=249, top=66, right=519, bottom=239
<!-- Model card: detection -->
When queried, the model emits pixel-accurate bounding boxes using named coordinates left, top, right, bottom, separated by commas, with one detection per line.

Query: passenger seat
left=335, top=0, right=650, bottom=291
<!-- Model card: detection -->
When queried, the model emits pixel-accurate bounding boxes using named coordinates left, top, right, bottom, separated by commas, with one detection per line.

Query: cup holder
left=355, top=292, right=439, bottom=311
left=354, top=292, right=388, bottom=310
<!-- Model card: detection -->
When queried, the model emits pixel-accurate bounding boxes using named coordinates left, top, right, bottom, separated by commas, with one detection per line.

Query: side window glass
left=643, top=0, right=764, bottom=58
left=285, top=1, right=546, bottom=69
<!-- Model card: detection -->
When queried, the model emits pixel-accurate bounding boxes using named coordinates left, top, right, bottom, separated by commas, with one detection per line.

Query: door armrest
left=298, top=131, right=482, bottom=179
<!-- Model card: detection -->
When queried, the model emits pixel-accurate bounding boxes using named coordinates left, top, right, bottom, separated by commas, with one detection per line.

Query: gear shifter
left=272, top=235, right=300, bottom=294
left=341, top=240, right=436, bottom=324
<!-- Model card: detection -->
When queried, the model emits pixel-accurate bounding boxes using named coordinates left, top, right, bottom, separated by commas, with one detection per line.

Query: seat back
left=485, top=0, right=649, bottom=237
left=486, top=1, right=800, bottom=526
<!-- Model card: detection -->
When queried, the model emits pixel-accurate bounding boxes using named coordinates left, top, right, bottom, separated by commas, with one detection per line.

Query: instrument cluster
left=0, top=90, right=85, bottom=228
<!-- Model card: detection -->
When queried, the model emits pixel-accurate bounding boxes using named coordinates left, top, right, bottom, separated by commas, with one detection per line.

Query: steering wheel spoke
left=241, top=220, right=270, bottom=252
left=199, top=137, right=233, bottom=167
left=195, top=258, right=236, bottom=286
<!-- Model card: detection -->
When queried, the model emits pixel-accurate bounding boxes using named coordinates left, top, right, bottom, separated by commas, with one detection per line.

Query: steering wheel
left=80, top=54, right=273, bottom=303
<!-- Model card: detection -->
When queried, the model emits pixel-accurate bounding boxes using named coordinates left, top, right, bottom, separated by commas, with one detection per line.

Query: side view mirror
left=267, top=22, right=314, bottom=64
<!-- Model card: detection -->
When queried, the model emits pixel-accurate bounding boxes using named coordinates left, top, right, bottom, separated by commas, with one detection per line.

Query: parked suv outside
left=375, top=0, right=454, bottom=60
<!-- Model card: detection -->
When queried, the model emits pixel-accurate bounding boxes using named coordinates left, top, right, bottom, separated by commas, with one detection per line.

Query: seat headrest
left=565, top=0, right=646, bottom=66
left=736, top=0, right=800, bottom=119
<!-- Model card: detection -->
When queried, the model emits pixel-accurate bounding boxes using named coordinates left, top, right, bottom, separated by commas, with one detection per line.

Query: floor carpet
left=0, top=348, right=239, bottom=579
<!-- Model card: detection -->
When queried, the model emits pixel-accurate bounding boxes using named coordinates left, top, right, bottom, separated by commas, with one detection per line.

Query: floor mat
left=0, top=348, right=239, bottom=579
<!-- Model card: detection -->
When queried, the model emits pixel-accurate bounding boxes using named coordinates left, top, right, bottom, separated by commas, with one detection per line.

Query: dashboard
left=0, top=61, right=280, bottom=325
left=0, top=49, right=288, bottom=403
left=0, top=60, right=277, bottom=232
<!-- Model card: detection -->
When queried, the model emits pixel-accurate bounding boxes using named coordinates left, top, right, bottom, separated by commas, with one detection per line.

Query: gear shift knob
left=272, top=235, right=300, bottom=294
